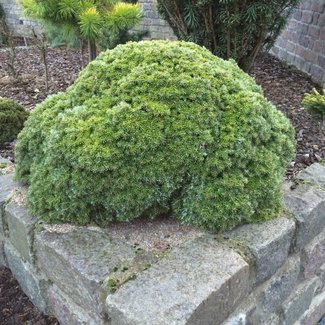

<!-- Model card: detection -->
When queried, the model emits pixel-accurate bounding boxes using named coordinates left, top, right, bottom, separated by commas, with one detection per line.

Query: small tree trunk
left=88, top=40, right=97, bottom=61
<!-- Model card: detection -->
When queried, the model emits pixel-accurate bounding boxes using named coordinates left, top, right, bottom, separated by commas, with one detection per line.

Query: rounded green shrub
left=15, top=41, right=295, bottom=231
left=0, top=97, right=28, bottom=145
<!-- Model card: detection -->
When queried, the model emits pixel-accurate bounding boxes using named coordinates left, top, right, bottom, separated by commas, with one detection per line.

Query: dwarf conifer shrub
left=302, top=88, right=325, bottom=116
left=0, top=97, right=28, bottom=145
left=15, top=41, right=295, bottom=231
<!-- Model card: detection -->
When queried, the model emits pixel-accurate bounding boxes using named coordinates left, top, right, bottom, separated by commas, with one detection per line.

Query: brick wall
left=0, top=0, right=40, bottom=37
left=272, top=0, right=325, bottom=83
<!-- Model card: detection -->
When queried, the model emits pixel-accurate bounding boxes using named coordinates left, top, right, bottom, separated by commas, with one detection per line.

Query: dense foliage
left=157, top=0, right=301, bottom=71
left=19, top=0, right=142, bottom=60
left=0, top=97, right=28, bottom=145
left=303, top=88, right=325, bottom=115
left=15, top=41, right=295, bottom=231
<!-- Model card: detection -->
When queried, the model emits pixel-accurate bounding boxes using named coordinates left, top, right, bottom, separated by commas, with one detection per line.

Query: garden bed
left=0, top=47, right=324, bottom=178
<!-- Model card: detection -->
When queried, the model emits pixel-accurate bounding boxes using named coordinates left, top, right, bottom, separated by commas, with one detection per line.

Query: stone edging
left=0, top=161, right=324, bottom=324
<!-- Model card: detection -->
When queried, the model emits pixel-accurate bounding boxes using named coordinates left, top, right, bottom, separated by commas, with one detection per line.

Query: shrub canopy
left=0, top=97, right=28, bottom=145
left=15, top=41, right=295, bottom=231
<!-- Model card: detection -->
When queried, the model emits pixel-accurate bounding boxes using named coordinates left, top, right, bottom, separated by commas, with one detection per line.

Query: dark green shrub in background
left=157, top=0, right=301, bottom=71
left=0, top=97, right=28, bottom=145
left=15, top=41, right=295, bottom=231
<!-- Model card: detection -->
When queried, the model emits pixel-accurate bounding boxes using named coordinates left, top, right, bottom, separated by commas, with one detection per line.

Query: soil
left=0, top=46, right=324, bottom=323
left=0, top=266, right=59, bottom=324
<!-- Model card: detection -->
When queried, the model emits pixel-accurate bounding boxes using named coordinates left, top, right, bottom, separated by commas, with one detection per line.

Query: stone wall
left=272, top=0, right=325, bottom=84
left=132, top=0, right=176, bottom=40
left=0, top=0, right=40, bottom=37
left=0, top=158, right=325, bottom=325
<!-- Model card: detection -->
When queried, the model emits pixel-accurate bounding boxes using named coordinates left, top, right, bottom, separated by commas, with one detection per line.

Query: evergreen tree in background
left=20, top=0, right=142, bottom=61
left=157, top=0, right=301, bottom=71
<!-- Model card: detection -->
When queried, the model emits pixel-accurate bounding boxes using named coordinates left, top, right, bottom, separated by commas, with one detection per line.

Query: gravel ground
left=0, top=47, right=324, bottom=324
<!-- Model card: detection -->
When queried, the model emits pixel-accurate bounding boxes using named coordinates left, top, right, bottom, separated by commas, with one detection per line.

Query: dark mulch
left=0, top=266, right=59, bottom=324
left=252, top=53, right=325, bottom=178
left=0, top=46, right=324, bottom=323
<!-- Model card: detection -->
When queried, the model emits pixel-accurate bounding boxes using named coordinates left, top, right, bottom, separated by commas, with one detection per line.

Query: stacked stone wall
left=0, top=158, right=325, bottom=324
left=272, top=0, right=325, bottom=83
left=0, top=0, right=40, bottom=37
left=132, top=0, right=176, bottom=40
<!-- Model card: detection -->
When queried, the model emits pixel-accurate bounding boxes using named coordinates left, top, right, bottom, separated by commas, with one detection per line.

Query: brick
left=226, top=217, right=295, bottom=284
left=286, top=41, right=296, bottom=53
left=301, top=11, right=313, bottom=24
left=308, top=26, right=320, bottom=39
left=310, top=64, right=324, bottom=81
left=311, top=1, right=325, bottom=13
left=318, top=13, right=325, bottom=27
left=318, top=55, right=325, bottom=69
left=312, top=12, right=320, bottom=24
left=314, top=40, right=324, bottom=52
left=281, top=277, right=320, bottom=324
left=5, top=202, right=38, bottom=263
left=106, top=236, right=250, bottom=325
left=301, top=48, right=317, bottom=63
left=320, top=28, right=325, bottom=40
left=301, top=228, right=325, bottom=279
left=298, top=35, right=310, bottom=48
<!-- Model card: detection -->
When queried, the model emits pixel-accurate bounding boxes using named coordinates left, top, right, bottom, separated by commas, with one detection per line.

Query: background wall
left=132, top=0, right=176, bottom=40
left=1, top=0, right=325, bottom=84
left=0, top=0, right=39, bottom=37
left=272, top=0, right=325, bottom=84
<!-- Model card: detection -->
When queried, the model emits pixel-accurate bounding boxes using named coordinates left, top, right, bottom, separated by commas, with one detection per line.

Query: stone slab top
left=106, top=235, right=250, bottom=325
left=297, top=163, right=325, bottom=187
left=0, top=173, right=18, bottom=204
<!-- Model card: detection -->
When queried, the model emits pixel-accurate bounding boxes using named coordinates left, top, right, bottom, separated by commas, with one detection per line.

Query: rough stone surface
left=226, top=217, right=295, bottom=284
left=0, top=241, right=6, bottom=266
left=0, top=173, right=17, bottom=266
left=35, top=227, right=138, bottom=317
left=284, top=183, right=325, bottom=249
left=301, top=228, right=325, bottom=279
left=0, top=173, right=17, bottom=228
left=48, top=285, right=104, bottom=325
left=106, top=236, right=250, bottom=325
left=222, top=297, right=256, bottom=325
left=0, top=157, right=11, bottom=164
left=132, top=0, right=177, bottom=41
left=0, top=0, right=41, bottom=37
left=297, top=290, right=325, bottom=325
left=6, top=202, right=38, bottom=263
left=317, top=263, right=325, bottom=294
left=4, top=242, right=49, bottom=313
left=281, top=277, right=320, bottom=325
left=298, top=163, right=325, bottom=187
left=253, top=255, right=301, bottom=322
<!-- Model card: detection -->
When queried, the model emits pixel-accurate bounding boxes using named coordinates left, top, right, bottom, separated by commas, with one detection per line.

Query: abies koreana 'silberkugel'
left=15, top=41, right=295, bottom=231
